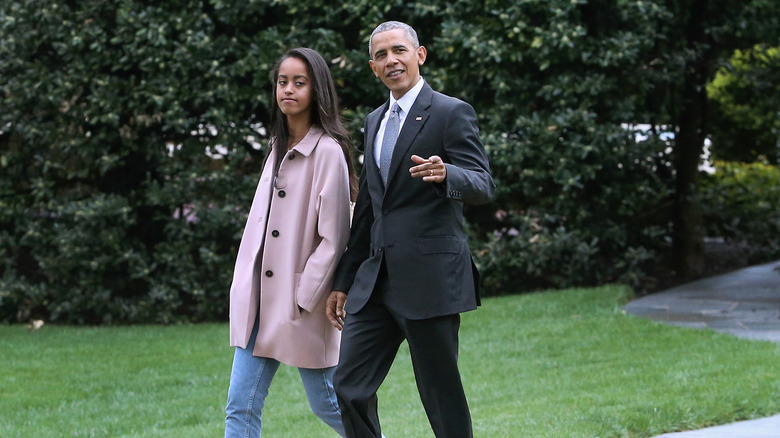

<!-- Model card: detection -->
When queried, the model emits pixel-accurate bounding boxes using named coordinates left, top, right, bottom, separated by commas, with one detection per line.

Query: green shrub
left=0, top=0, right=349, bottom=324
left=0, top=162, right=256, bottom=324
left=700, top=160, right=780, bottom=263
left=468, top=112, right=675, bottom=295
left=3, top=0, right=778, bottom=323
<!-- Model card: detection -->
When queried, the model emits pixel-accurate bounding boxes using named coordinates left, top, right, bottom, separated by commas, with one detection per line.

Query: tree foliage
left=1, top=0, right=359, bottom=323
left=1, top=0, right=779, bottom=323
left=701, top=160, right=780, bottom=262
left=708, top=45, right=780, bottom=164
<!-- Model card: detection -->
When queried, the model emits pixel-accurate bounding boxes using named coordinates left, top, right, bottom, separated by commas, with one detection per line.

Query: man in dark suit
left=326, top=20, right=494, bottom=438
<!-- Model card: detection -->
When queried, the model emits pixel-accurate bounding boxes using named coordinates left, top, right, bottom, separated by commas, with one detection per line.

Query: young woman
left=225, top=47, right=357, bottom=437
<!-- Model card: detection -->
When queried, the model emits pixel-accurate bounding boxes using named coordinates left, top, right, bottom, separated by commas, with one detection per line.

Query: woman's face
left=276, top=57, right=313, bottom=119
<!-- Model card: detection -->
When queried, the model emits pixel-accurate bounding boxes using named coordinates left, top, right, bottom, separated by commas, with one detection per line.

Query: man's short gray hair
left=368, top=21, right=420, bottom=58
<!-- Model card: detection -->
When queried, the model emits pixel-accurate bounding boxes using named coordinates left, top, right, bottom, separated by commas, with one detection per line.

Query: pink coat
left=229, top=126, right=351, bottom=368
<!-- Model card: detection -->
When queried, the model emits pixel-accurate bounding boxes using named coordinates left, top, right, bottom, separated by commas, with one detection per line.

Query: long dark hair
left=269, top=47, right=358, bottom=201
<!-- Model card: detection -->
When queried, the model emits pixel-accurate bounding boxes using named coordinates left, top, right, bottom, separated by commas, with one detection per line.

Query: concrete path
left=626, top=260, right=780, bottom=343
left=624, top=260, right=780, bottom=437
left=651, top=414, right=780, bottom=437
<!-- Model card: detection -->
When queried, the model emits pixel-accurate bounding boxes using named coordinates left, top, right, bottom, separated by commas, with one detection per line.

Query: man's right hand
left=326, top=291, right=347, bottom=331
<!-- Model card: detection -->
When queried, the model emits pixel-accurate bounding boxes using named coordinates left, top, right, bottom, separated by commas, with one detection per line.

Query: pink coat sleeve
left=295, top=139, right=351, bottom=312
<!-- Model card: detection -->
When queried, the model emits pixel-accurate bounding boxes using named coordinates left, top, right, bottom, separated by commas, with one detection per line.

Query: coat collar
left=290, top=125, right=325, bottom=157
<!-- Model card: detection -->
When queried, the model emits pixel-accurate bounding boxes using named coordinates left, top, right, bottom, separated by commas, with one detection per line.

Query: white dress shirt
left=373, top=77, right=426, bottom=168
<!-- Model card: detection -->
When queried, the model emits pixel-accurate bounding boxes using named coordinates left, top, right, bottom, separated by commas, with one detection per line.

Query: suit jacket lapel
left=386, top=84, right=433, bottom=188
left=364, top=104, right=386, bottom=198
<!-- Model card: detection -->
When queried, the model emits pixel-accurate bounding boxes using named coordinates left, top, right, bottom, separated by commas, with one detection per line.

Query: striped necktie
left=379, top=103, right=400, bottom=185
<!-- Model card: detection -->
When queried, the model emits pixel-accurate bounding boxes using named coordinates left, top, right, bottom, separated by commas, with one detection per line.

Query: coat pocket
left=416, top=235, right=461, bottom=254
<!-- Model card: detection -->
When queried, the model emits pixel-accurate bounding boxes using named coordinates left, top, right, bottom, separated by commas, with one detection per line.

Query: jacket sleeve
left=295, top=141, right=352, bottom=312
left=440, top=100, right=495, bottom=205
left=331, top=160, right=373, bottom=294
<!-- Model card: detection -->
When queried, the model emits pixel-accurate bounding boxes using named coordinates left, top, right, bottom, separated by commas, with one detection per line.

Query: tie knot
left=391, top=103, right=400, bottom=115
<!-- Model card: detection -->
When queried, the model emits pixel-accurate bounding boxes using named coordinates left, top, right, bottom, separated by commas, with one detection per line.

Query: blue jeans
left=225, top=318, right=345, bottom=437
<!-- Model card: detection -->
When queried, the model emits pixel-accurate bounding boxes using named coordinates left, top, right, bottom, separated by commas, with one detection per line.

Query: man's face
left=369, top=29, right=427, bottom=100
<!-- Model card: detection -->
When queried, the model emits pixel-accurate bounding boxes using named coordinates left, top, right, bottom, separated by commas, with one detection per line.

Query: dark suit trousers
left=333, top=264, right=473, bottom=438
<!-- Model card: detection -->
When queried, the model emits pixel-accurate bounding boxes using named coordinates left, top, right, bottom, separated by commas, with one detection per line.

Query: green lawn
left=1, top=285, right=779, bottom=437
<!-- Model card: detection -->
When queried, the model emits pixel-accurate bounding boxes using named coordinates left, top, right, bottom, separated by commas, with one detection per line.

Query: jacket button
left=278, top=190, right=286, bottom=198
left=271, top=230, right=279, bottom=237
left=265, top=270, right=273, bottom=277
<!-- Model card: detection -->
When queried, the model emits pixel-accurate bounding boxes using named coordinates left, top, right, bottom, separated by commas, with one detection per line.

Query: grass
left=1, top=285, right=779, bottom=437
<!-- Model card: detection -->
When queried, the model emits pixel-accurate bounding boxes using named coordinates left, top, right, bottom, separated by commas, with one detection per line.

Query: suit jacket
left=229, top=126, right=351, bottom=368
left=332, top=82, right=494, bottom=319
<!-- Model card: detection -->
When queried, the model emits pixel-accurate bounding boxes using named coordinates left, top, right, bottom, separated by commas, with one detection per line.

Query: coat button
left=265, top=270, right=273, bottom=277
left=271, top=230, right=279, bottom=237
left=278, top=190, right=286, bottom=198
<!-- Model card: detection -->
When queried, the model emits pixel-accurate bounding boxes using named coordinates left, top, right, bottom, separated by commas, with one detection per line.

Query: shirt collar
left=388, top=77, right=425, bottom=116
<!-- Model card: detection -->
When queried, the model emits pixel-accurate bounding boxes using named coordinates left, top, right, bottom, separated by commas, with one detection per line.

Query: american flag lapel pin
left=415, top=116, right=422, bottom=121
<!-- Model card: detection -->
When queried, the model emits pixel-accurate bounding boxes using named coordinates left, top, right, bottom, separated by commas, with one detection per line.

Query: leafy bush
left=0, top=0, right=293, bottom=323
left=707, top=45, right=780, bottom=164
left=0, top=160, right=255, bottom=324
left=2, top=0, right=778, bottom=323
left=469, top=114, right=675, bottom=295
left=700, top=160, right=780, bottom=263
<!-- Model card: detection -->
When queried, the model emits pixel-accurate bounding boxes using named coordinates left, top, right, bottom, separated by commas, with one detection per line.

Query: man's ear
left=417, top=45, right=427, bottom=66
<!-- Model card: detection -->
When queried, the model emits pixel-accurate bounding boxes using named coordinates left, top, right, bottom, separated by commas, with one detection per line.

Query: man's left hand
left=326, top=291, right=347, bottom=331
left=410, top=155, right=446, bottom=183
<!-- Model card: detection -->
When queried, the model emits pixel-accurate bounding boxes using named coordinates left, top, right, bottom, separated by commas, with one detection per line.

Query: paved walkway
left=625, top=260, right=780, bottom=437
left=650, top=414, right=780, bottom=437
